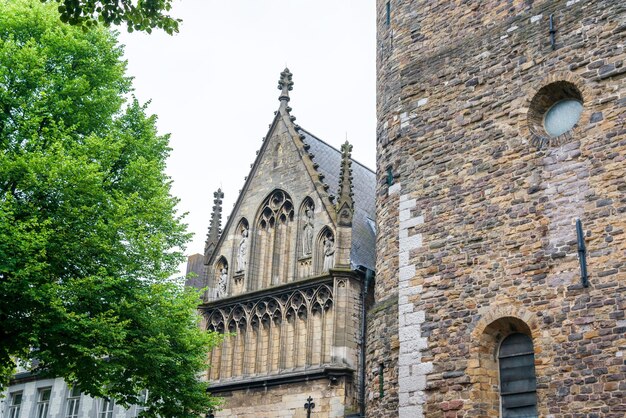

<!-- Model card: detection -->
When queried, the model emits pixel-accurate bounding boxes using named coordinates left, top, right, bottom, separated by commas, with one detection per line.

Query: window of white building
left=7, top=392, right=22, bottom=418
left=65, top=387, right=81, bottom=418
left=36, top=388, right=51, bottom=418
left=133, top=390, right=149, bottom=417
left=99, top=398, right=115, bottom=418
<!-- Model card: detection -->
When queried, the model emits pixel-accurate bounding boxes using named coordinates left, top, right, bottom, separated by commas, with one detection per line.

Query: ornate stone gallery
left=205, top=281, right=335, bottom=380
left=186, top=69, right=376, bottom=417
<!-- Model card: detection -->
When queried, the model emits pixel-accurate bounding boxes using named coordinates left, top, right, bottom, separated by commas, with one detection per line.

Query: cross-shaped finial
left=277, top=67, right=293, bottom=103
left=304, top=396, right=315, bottom=417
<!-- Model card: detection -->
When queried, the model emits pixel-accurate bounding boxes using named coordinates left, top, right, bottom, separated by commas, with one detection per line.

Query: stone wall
left=213, top=378, right=356, bottom=418
left=370, top=0, right=626, bottom=417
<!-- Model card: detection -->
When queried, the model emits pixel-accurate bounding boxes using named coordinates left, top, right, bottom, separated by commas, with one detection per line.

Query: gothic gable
left=203, top=73, right=348, bottom=299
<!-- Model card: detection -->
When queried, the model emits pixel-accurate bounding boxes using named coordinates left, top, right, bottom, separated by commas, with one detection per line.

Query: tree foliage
left=0, top=1, right=220, bottom=416
left=44, top=0, right=181, bottom=34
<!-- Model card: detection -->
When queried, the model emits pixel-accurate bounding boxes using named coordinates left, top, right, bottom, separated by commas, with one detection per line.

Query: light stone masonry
left=397, top=189, right=429, bottom=418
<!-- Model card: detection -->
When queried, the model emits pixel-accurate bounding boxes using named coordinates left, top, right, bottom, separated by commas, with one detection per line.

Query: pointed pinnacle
left=277, top=67, right=293, bottom=103
left=205, top=188, right=224, bottom=257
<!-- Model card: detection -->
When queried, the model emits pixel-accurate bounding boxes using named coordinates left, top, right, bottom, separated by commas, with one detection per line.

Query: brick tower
left=368, top=1, right=625, bottom=417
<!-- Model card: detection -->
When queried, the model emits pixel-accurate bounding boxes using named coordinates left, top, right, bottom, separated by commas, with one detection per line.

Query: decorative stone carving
left=237, top=226, right=248, bottom=273
left=323, top=234, right=335, bottom=271
left=216, top=266, right=228, bottom=298
left=204, top=281, right=334, bottom=381
left=302, top=205, right=314, bottom=256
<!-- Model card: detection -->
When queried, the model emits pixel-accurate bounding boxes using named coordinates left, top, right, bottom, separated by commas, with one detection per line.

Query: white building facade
left=1, top=374, right=147, bottom=418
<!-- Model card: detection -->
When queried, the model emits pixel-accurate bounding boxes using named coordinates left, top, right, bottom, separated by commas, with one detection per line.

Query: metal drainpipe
left=359, top=268, right=373, bottom=417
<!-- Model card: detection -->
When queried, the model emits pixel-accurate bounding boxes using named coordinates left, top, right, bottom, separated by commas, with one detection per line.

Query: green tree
left=0, top=1, right=221, bottom=416
left=44, top=0, right=181, bottom=34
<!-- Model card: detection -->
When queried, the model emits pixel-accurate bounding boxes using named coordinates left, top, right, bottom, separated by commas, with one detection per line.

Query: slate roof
left=300, top=129, right=376, bottom=272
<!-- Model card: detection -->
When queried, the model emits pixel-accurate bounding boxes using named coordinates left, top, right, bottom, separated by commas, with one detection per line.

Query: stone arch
left=206, top=310, right=226, bottom=332
left=312, top=284, right=333, bottom=307
left=467, top=305, right=541, bottom=417
left=206, top=310, right=225, bottom=380
left=284, top=307, right=297, bottom=369
left=315, top=226, right=335, bottom=274
left=286, top=289, right=309, bottom=312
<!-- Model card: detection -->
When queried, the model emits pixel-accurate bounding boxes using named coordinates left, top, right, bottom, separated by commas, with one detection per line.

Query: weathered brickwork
left=369, top=0, right=626, bottom=417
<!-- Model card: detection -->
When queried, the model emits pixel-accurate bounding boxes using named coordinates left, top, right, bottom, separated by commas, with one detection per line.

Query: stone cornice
left=207, top=365, right=354, bottom=394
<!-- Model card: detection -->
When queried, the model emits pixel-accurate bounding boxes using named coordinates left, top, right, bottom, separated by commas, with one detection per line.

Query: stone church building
left=188, top=69, right=376, bottom=417
left=368, top=0, right=625, bottom=417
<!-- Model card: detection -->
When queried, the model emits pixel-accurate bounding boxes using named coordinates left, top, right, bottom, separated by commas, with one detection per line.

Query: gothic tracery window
left=252, top=190, right=294, bottom=289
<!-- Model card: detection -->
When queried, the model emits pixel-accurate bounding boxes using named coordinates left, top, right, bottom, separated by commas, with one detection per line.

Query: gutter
left=358, top=267, right=374, bottom=417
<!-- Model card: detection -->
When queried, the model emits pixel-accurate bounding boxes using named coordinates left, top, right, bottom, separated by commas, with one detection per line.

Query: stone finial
left=204, top=188, right=224, bottom=262
left=277, top=67, right=293, bottom=104
left=336, top=141, right=354, bottom=226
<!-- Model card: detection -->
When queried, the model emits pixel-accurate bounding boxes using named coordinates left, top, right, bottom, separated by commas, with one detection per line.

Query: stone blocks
left=370, top=0, right=626, bottom=416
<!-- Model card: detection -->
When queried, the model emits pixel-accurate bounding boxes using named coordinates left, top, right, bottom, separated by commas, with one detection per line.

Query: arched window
left=499, top=333, right=538, bottom=418
left=251, top=190, right=294, bottom=289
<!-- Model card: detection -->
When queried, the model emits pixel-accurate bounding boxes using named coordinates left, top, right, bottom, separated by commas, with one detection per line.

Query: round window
left=543, top=99, right=583, bottom=137
left=527, top=81, right=584, bottom=147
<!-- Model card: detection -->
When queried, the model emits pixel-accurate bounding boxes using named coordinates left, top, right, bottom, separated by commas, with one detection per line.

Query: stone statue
left=323, top=235, right=335, bottom=271
left=216, top=267, right=228, bottom=298
left=302, top=207, right=314, bottom=256
left=237, top=227, right=248, bottom=272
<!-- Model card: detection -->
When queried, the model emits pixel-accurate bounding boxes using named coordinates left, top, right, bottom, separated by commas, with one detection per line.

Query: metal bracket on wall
left=576, top=218, right=589, bottom=287
left=549, top=14, right=557, bottom=50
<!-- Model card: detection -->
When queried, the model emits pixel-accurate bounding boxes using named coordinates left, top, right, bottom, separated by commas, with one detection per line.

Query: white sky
left=118, top=0, right=376, bottom=267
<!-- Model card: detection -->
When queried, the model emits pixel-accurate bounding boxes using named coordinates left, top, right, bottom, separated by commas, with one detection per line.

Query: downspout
left=359, top=268, right=374, bottom=417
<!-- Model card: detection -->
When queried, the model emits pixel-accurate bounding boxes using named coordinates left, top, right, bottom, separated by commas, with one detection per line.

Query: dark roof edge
left=299, top=128, right=375, bottom=175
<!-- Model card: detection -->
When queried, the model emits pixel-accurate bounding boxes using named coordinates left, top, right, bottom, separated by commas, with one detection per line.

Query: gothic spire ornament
left=277, top=67, right=293, bottom=105
left=336, top=141, right=354, bottom=226
left=204, top=188, right=224, bottom=261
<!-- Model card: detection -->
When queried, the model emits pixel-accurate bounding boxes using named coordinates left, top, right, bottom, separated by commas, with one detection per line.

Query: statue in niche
left=302, top=206, right=314, bottom=256
left=216, top=267, right=228, bottom=298
left=323, top=235, right=335, bottom=271
left=237, top=227, right=248, bottom=272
